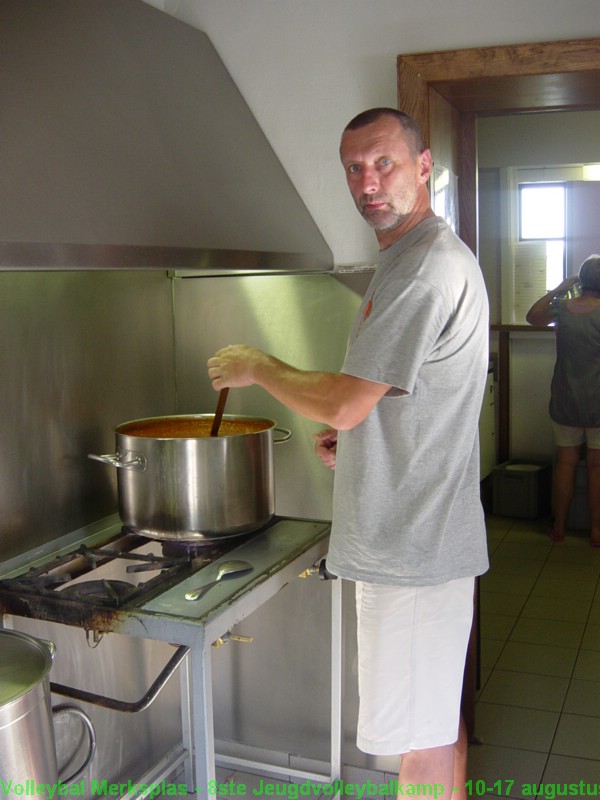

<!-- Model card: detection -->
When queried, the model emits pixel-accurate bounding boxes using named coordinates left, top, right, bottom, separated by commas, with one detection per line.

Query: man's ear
left=419, top=149, right=433, bottom=184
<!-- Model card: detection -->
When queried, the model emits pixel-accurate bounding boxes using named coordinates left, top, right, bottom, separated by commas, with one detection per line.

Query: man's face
left=340, top=116, right=432, bottom=239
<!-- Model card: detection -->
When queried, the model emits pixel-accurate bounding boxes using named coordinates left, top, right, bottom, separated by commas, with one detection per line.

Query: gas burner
left=61, top=579, right=136, bottom=605
left=159, top=530, right=257, bottom=562
left=77, top=536, right=195, bottom=575
left=161, top=540, right=226, bottom=561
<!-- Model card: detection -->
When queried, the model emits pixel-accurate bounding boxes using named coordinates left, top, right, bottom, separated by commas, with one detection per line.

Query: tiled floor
left=471, top=514, right=600, bottom=795
left=215, top=514, right=600, bottom=797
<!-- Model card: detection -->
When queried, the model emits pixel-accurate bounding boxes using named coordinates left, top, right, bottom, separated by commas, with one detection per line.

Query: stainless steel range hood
left=0, top=0, right=332, bottom=272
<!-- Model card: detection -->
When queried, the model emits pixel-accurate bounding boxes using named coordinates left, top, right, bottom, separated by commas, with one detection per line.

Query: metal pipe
left=50, top=645, right=189, bottom=713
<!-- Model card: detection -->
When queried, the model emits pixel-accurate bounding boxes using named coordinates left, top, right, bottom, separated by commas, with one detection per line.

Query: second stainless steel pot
left=0, top=631, right=95, bottom=789
left=90, top=414, right=291, bottom=542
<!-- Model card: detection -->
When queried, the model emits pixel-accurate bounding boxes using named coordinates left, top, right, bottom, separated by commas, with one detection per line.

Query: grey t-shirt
left=326, top=217, right=489, bottom=586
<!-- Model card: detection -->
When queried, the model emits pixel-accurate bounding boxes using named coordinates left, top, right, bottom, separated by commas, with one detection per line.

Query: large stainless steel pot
left=0, top=631, right=95, bottom=795
left=90, top=414, right=291, bottom=542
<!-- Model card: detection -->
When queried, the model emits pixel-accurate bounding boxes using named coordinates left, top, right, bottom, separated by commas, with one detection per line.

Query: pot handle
left=40, top=638, right=56, bottom=662
left=273, top=427, right=292, bottom=444
left=53, top=704, right=96, bottom=783
left=88, top=452, right=147, bottom=471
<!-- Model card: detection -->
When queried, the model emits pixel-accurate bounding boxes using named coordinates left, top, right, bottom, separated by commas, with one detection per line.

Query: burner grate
left=0, top=519, right=280, bottom=615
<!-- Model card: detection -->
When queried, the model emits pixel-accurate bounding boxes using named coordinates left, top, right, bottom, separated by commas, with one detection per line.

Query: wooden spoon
left=210, top=388, right=229, bottom=436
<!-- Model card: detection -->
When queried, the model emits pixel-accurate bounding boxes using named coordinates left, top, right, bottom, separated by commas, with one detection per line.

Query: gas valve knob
left=299, top=558, right=337, bottom=580
left=212, top=631, right=254, bottom=648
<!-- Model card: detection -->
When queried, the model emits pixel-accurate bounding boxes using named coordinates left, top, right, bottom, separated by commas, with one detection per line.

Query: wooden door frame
left=397, top=38, right=600, bottom=255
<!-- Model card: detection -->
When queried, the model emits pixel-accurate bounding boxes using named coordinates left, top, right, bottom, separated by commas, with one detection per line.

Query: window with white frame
left=518, top=181, right=566, bottom=288
left=500, top=165, right=581, bottom=323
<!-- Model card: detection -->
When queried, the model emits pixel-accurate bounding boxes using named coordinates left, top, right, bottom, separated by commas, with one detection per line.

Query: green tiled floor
left=474, top=514, right=600, bottom=794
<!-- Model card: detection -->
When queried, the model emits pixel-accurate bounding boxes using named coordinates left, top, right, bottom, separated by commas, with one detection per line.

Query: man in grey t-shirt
left=207, top=108, right=489, bottom=797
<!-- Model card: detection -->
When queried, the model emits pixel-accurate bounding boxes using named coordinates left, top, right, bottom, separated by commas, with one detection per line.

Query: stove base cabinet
left=1, top=519, right=341, bottom=799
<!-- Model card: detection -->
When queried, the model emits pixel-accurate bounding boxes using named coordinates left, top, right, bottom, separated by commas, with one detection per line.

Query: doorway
left=397, top=39, right=600, bottom=462
left=397, top=38, right=600, bottom=257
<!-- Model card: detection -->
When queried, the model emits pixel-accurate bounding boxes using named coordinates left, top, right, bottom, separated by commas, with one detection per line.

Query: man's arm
left=207, top=344, right=389, bottom=430
left=526, top=276, right=579, bottom=326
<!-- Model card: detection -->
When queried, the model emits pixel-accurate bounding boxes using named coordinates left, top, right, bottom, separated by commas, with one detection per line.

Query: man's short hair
left=343, top=108, right=426, bottom=156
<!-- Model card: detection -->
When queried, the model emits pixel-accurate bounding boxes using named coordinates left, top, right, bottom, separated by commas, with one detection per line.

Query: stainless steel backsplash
left=0, top=270, right=175, bottom=562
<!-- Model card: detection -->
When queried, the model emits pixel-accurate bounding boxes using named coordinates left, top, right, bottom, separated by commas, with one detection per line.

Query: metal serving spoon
left=184, top=559, right=253, bottom=601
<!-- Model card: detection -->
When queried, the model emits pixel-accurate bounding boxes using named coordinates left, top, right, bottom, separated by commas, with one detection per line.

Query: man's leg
left=397, top=714, right=467, bottom=800
left=550, top=444, right=580, bottom=540
left=398, top=744, right=456, bottom=800
left=452, top=716, right=467, bottom=799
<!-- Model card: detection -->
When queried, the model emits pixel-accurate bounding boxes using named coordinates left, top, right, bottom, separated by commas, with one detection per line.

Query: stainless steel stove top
left=0, top=514, right=331, bottom=641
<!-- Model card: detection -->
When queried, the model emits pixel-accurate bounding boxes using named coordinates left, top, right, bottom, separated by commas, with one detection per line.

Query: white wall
left=479, top=111, right=600, bottom=169
left=142, top=0, right=600, bottom=267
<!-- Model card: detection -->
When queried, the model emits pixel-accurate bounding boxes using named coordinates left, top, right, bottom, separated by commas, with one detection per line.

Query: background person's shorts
left=355, top=577, right=474, bottom=756
left=552, top=421, right=600, bottom=449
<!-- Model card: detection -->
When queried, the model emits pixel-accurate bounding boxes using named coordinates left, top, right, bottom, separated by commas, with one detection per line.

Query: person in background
left=207, top=108, right=489, bottom=796
left=526, top=254, right=600, bottom=546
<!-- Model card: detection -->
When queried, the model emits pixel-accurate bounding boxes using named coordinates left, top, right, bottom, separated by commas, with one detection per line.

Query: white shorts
left=552, top=421, right=600, bottom=449
left=355, top=577, right=474, bottom=756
